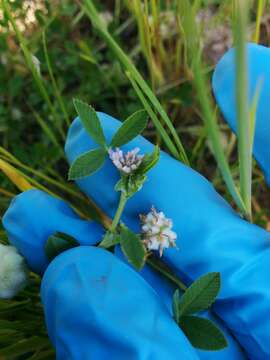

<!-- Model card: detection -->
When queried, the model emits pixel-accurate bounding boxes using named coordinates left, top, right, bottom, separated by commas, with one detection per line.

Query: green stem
left=147, top=256, right=187, bottom=292
left=110, top=192, right=127, bottom=232
left=42, top=32, right=70, bottom=127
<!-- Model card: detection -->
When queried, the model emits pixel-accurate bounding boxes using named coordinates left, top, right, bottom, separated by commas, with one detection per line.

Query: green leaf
left=179, top=315, right=227, bottom=350
left=136, top=145, right=160, bottom=174
left=110, top=109, right=148, bottom=147
left=99, top=231, right=121, bottom=248
left=45, top=232, right=79, bottom=261
left=178, top=272, right=221, bottom=317
left=172, top=289, right=181, bottom=323
left=115, top=174, right=146, bottom=198
left=120, top=226, right=146, bottom=270
left=73, top=99, right=106, bottom=147
left=68, top=148, right=106, bottom=180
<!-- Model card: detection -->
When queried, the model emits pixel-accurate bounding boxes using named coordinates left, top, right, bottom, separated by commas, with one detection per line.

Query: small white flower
left=100, top=11, right=113, bottom=27
left=31, top=54, right=41, bottom=76
left=0, top=244, right=28, bottom=299
left=11, top=108, right=22, bottom=121
left=109, top=147, right=144, bottom=174
left=140, top=207, right=177, bottom=257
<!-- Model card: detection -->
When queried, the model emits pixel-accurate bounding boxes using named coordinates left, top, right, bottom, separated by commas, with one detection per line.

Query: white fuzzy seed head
left=0, top=244, right=28, bottom=299
left=109, top=147, right=144, bottom=174
left=140, top=207, right=177, bottom=257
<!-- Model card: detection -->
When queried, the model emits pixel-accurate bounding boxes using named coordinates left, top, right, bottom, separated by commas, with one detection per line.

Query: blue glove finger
left=65, top=114, right=270, bottom=359
left=212, top=43, right=270, bottom=185
left=2, top=189, right=103, bottom=274
left=41, top=246, right=198, bottom=360
left=114, top=247, right=246, bottom=360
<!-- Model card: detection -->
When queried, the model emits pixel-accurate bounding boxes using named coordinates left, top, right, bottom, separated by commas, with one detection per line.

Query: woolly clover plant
left=0, top=244, right=28, bottom=299
left=44, top=99, right=227, bottom=351
left=67, top=99, right=161, bottom=270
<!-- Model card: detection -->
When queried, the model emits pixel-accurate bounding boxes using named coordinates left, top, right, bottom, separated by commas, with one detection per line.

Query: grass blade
left=30, top=107, right=64, bottom=154
left=126, top=71, right=180, bottom=158
left=0, top=159, right=33, bottom=191
left=233, top=0, right=252, bottom=219
left=42, top=31, right=70, bottom=126
left=253, top=0, right=265, bottom=43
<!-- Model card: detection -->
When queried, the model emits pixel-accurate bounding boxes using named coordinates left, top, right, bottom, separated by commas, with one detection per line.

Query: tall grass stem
left=233, top=0, right=252, bottom=219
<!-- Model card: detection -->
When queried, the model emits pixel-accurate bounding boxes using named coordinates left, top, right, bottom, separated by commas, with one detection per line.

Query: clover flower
left=109, top=147, right=144, bottom=174
left=140, top=207, right=177, bottom=257
left=31, top=54, right=41, bottom=76
left=148, top=11, right=177, bottom=39
left=0, top=244, right=28, bottom=299
left=100, top=11, right=113, bottom=27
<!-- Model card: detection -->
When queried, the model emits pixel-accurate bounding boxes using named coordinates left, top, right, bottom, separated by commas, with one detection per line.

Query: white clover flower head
left=109, top=147, right=144, bottom=174
left=140, top=207, right=177, bottom=257
left=0, top=244, right=28, bottom=299
left=100, top=11, right=113, bottom=27
left=31, top=54, right=41, bottom=76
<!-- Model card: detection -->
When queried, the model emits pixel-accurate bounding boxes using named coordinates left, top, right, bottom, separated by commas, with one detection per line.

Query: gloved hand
left=1, top=160, right=243, bottom=359
left=3, top=42, right=270, bottom=359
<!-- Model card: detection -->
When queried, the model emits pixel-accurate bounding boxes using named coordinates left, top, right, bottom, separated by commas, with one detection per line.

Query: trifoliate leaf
left=177, top=272, right=220, bottom=317
left=99, top=232, right=121, bottom=248
left=179, top=315, right=227, bottom=350
left=73, top=99, right=106, bottom=147
left=45, top=232, right=79, bottom=261
left=120, top=226, right=146, bottom=270
left=110, top=109, right=148, bottom=147
left=136, top=146, right=160, bottom=175
left=68, top=148, right=106, bottom=180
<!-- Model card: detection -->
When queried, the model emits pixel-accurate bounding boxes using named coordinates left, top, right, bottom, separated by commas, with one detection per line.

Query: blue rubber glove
left=3, top=191, right=199, bottom=359
left=2, top=136, right=244, bottom=358
left=64, top=112, right=268, bottom=359
left=63, top=42, right=270, bottom=359
left=5, top=189, right=204, bottom=359
left=3, top=190, right=242, bottom=359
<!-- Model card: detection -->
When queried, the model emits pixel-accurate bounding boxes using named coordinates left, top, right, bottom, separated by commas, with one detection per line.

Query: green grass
left=0, top=0, right=270, bottom=357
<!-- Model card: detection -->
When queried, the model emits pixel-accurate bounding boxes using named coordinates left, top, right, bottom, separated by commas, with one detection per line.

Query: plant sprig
left=46, top=99, right=227, bottom=352
left=68, top=100, right=158, bottom=269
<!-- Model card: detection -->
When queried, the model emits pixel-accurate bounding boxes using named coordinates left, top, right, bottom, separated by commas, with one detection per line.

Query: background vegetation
left=0, top=0, right=270, bottom=358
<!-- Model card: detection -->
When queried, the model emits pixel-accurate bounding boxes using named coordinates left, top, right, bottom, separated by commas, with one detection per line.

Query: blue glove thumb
left=42, top=246, right=198, bottom=359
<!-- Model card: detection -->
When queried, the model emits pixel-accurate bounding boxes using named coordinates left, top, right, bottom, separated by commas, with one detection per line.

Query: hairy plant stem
left=110, top=192, right=128, bottom=232
left=146, top=256, right=187, bottom=292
